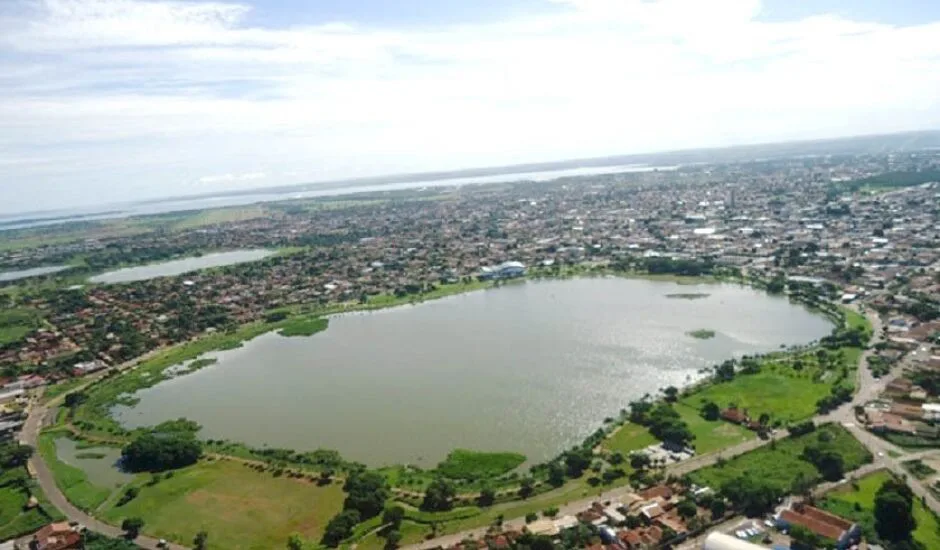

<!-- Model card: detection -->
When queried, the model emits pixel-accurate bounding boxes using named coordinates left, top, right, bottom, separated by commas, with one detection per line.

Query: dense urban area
left=1, top=137, right=939, bottom=550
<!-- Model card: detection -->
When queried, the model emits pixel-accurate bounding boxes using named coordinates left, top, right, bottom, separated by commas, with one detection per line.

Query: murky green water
left=54, top=437, right=134, bottom=488
left=114, top=278, right=832, bottom=467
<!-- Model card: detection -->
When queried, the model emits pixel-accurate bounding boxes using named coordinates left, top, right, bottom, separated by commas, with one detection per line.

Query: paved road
left=20, top=351, right=188, bottom=550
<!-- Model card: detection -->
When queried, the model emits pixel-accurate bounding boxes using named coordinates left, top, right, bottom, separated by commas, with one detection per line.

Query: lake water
left=89, top=249, right=274, bottom=284
left=0, top=265, right=70, bottom=282
left=113, top=278, right=832, bottom=467
left=54, top=437, right=134, bottom=488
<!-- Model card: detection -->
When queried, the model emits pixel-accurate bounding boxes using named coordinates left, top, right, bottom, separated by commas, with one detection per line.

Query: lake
left=0, top=265, right=70, bottom=282
left=88, top=249, right=274, bottom=284
left=113, top=278, right=832, bottom=467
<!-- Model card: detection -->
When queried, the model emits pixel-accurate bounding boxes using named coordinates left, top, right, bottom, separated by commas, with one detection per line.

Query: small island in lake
left=687, top=329, right=716, bottom=339
left=666, top=293, right=710, bottom=300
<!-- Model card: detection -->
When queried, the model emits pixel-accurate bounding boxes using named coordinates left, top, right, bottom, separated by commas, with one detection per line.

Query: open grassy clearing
left=101, top=459, right=345, bottom=550
left=689, top=424, right=872, bottom=493
left=675, top=404, right=754, bottom=454
left=0, top=307, right=41, bottom=345
left=819, top=470, right=940, bottom=549
left=37, top=431, right=116, bottom=511
left=602, top=422, right=658, bottom=455
left=436, top=450, right=526, bottom=480
left=355, top=520, right=429, bottom=550
left=680, top=370, right=832, bottom=424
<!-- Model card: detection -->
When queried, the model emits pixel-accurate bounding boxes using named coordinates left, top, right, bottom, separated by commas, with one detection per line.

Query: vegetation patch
left=75, top=452, right=108, bottom=460
left=665, top=293, right=710, bottom=300
left=682, top=371, right=832, bottom=424
left=902, top=459, right=937, bottom=480
left=689, top=424, right=871, bottom=498
left=819, top=470, right=940, bottom=549
left=38, top=432, right=114, bottom=511
left=278, top=316, right=329, bottom=337
left=436, top=449, right=526, bottom=480
left=101, top=459, right=345, bottom=550
left=687, top=329, right=716, bottom=339
left=602, top=422, right=658, bottom=455
left=0, top=307, right=41, bottom=345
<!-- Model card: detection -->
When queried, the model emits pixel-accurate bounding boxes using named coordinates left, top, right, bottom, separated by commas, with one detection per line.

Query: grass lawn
left=101, top=459, right=345, bottom=550
left=436, top=450, right=526, bottom=480
left=681, top=372, right=831, bottom=424
left=356, top=520, right=429, bottom=550
left=675, top=404, right=754, bottom=454
left=0, top=307, right=41, bottom=345
left=602, top=423, right=657, bottom=455
left=0, top=467, right=67, bottom=540
left=689, top=424, right=872, bottom=493
left=819, top=470, right=940, bottom=549
left=38, top=431, right=114, bottom=511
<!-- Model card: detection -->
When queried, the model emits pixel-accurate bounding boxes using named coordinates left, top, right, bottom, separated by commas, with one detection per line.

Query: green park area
left=0, top=443, right=65, bottom=541
left=101, top=460, right=345, bottom=550
left=0, top=307, right=41, bottom=346
left=818, top=470, right=940, bottom=549
left=38, top=431, right=115, bottom=511
left=689, top=424, right=871, bottom=495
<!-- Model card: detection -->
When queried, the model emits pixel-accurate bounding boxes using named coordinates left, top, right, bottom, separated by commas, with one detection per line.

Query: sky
left=1, top=0, right=940, bottom=214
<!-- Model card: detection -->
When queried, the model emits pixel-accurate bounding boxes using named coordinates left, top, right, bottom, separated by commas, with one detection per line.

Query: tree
left=630, top=452, right=651, bottom=471
left=121, top=517, right=145, bottom=539
left=384, top=530, right=402, bottom=550
left=193, top=531, right=208, bottom=550
left=477, top=486, right=496, bottom=506
left=790, top=471, right=814, bottom=499
left=790, top=524, right=826, bottom=550
left=421, top=478, right=456, bottom=511
left=701, top=401, right=720, bottom=421
left=344, top=471, right=390, bottom=518
left=758, top=413, right=771, bottom=426
left=518, top=477, right=535, bottom=499
left=663, top=386, right=679, bottom=403
left=547, top=461, right=566, bottom=486
left=322, top=510, right=361, bottom=547
left=563, top=448, right=593, bottom=477
left=875, top=479, right=917, bottom=542
left=803, top=445, right=845, bottom=482
left=0, top=442, right=33, bottom=468
left=383, top=505, right=405, bottom=529
left=721, top=476, right=782, bottom=516
left=121, top=432, right=201, bottom=472
left=609, top=452, right=624, bottom=466
left=64, top=391, right=88, bottom=408
left=676, top=499, right=697, bottom=520
left=525, top=512, right=538, bottom=523
left=709, top=498, right=727, bottom=520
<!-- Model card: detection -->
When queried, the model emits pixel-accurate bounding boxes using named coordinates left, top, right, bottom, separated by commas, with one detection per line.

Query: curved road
left=20, top=352, right=188, bottom=550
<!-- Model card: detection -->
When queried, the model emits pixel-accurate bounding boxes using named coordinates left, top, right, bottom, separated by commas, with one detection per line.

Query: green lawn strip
left=278, top=317, right=329, bottom=337
left=436, top=450, right=526, bottom=480
left=0, top=484, right=28, bottom=526
left=43, top=377, right=89, bottom=403
left=689, top=424, right=872, bottom=493
left=0, top=467, right=65, bottom=539
left=818, top=470, right=940, bottom=549
left=101, top=460, right=345, bottom=550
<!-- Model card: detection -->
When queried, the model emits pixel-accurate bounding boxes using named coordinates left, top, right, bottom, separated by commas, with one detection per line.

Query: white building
left=702, top=532, right=765, bottom=550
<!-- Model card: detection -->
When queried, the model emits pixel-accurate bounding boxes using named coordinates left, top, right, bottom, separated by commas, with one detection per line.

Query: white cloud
left=197, top=171, right=267, bottom=184
left=0, top=0, right=938, bottom=213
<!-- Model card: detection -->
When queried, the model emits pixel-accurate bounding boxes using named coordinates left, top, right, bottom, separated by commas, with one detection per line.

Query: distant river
left=0, top=265, right=70, bottom=282
left=89, top=249, right=273, bottom=284
left=113, top=278, right=832, bottom=467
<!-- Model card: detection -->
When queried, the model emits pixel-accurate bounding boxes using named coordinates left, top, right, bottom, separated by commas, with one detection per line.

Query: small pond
left=54, top=437, right=134, bottom=488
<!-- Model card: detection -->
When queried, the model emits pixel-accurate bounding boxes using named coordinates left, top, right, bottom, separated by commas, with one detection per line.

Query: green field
left=101, top=459, right=345, bottom=550
left=689, top=424, right=872, bottom=492
left=0, top=467, right=66, bottom=540
left=278, top=316, right=329, bottom=337
left=436, top=449, right=526, bottom=480
left=355, top=519, right=429, bottom=550
left=819, top=470, right=940, bottom=549
left=603, top=422, right=658, bottom=455
left=0, top=307, right=41, bottom=345
left=675, top=404, right=755, bottom=453
left=680, top=371, right=832, bottom=424
left=37, top=432, right=115, bottom=511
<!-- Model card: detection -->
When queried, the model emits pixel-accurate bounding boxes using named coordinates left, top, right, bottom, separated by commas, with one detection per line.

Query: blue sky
left=1, top=0, right=939, bottom=214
